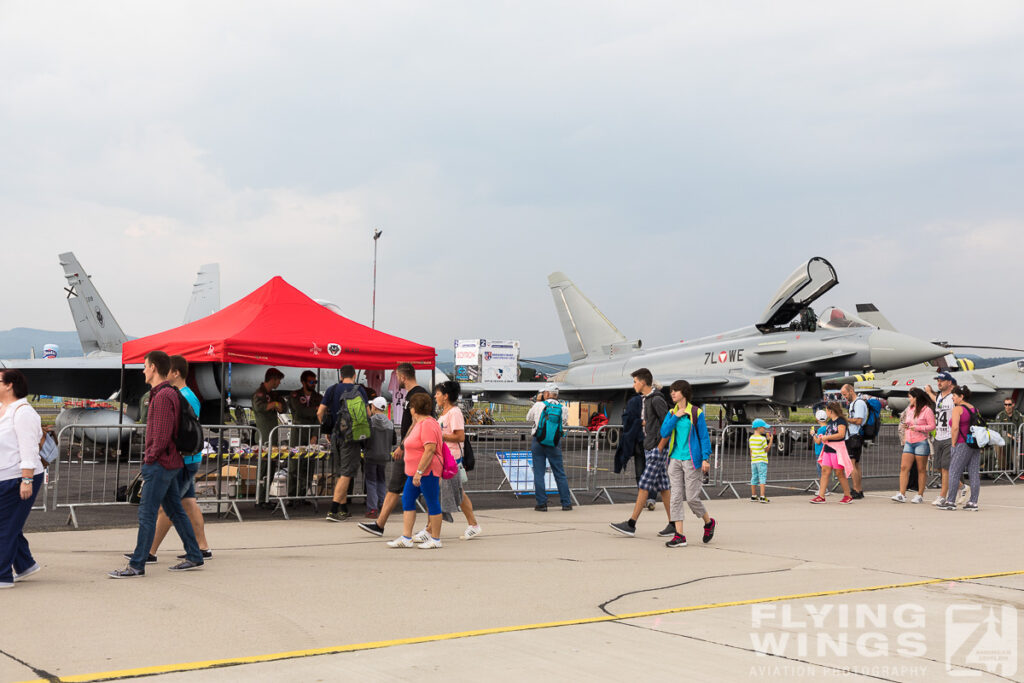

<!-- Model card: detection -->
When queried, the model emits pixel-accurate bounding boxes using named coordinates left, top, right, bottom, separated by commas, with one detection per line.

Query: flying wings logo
left=705, top=349, right=744, bottom=365
left=309, top=342, right=322, bottom=356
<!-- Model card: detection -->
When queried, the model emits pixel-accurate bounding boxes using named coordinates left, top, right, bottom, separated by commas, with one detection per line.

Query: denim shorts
left=902, top=441, right=930, bottom=456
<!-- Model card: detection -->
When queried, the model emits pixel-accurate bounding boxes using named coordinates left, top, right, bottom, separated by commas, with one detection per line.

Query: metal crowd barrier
left=52, top=423, right=147, bottom=528
left=462, top=424, right=588, bottom=506
left=193, top=424, right=263, bottom=522
left=977, top=422, right=1021, bottom=484
left=262, top=424, right=349, bottom=519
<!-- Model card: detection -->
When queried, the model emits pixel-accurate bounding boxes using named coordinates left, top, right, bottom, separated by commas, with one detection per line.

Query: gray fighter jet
left=463, top=257, right=946, bottom=421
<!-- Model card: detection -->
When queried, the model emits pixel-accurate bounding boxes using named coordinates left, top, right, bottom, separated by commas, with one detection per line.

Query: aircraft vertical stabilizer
left=184, top=263, right=220, bottom=323
left=855, top=303, right=897, bottom=332
left=59, top=252, right=128, bottom=355
left=548, top=272, right=627, bottom=362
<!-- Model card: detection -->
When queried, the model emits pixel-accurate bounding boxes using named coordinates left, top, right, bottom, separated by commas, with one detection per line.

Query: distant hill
left=0, top=328, right=83, bottom=358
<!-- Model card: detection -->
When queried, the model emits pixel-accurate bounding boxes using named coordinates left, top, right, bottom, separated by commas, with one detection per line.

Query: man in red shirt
left=109, top=351, right=205, bottom=578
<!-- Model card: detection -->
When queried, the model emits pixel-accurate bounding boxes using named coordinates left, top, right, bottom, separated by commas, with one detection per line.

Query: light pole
left=372, top=228, right=382, bottom=329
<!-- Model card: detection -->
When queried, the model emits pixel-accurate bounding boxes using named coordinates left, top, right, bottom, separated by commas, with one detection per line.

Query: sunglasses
left=305, top=379, right=318, bottom=384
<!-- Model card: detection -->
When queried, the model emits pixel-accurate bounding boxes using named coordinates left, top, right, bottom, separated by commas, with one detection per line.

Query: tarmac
left=4, top=484, right=1024, bottom=682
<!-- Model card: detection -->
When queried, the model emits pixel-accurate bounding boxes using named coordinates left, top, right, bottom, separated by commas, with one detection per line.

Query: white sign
left=497, top=451, right=556, bottom=493
left=454, top=339, right=481, bottom=382
left=481, top=339, right=519, bottom=383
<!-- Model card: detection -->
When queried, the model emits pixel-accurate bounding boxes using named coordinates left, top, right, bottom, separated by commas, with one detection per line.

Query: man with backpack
left=526, top=384, right=572, bottom=511
left=109, top=350, right=204, bottom=578
left=841, top=384, right=869, bottom=499
left=318, top=365, right=369, bottom=521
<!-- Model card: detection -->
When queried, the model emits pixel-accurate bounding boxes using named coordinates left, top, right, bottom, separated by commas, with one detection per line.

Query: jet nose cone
left=868, top=330, right=946, bottom=370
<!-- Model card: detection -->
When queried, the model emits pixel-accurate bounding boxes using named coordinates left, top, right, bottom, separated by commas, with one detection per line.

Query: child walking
left=749, top=419, right=772, bottom=503
left=658, top=380, right=715, bottom=548
left=364, top=397, right=394, bottom=518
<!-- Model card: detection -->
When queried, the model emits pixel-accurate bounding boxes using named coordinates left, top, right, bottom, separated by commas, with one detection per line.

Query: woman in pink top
left=434, top=381, right=482, bottom=540
left=892, top=387, right=935, bottom=503
left=387, top=392, right=445, bottom=549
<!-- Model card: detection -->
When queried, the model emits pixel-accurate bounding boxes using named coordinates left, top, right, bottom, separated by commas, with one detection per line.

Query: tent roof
left=121, top=276, right=434, bottom=370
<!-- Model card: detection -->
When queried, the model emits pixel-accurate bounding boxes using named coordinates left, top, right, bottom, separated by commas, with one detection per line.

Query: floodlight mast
left=372, top=228, right=383, bottom=329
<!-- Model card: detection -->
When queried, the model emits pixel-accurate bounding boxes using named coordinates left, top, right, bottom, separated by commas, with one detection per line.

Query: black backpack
left=172, top=387, right=205, bottom=456
left=963, top=406, right=987, bottom=449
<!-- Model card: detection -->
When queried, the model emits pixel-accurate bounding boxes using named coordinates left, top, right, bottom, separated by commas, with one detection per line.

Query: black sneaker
left=657, top=523, right=676, bottom=537
left=123, top=552, right=157, bottom=564
left=609, top=520, right=635, bottom=537
left=108, top=565, right=145, bottom=579
left=666, top=534, right=687, bottom=548
left=168, top=560, right=203, bottom=572
left=534, top=505, right=547, bottom=512
left=759, top=496, right=770, bottom=504
left=357, top=522, right=385, bottom=537
left=177, top=550, right=213, bottom=560
left=326, top=511, right=351, bottom=522
left=702, top=518, right=716, bottom=544
left=561, top=505, right=573, bottom=511
left=852, top=490, right=865, bottom=500
left=750, top=496, right=758, bottom=501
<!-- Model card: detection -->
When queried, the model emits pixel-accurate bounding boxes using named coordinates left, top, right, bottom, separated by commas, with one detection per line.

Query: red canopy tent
left=121, top=276, right=435, bottom=370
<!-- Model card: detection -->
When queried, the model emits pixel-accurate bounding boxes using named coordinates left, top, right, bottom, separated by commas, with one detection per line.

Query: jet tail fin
left=183, top=263, right=220, bottom=323
left=548, top=272, right=628, bottom=362
left=59, top=252, right=128, bottom=355
left=855, top=303, right=897, bottom=332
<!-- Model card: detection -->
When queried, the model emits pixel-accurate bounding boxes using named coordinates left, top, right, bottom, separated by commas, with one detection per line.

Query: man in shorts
left=925, top=372, right=959, bottom=505
left=318, top=365, right=368, bottom=521
left=357, top=363, right=429, bottom=536
left=608, top=368, right=675, bottom=537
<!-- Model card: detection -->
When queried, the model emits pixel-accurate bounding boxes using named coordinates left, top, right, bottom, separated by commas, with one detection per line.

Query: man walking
left=358, top=363, right=429, bottom=536
left=109, top=351, right=204, bottom=578
left=841, top=384, right=866, bottom=499
left=318, top=365, right=368, bottom=521
left=135, top=355, right=212, bottom=563
left=610, top=369, right=675, bottom=537
left=525, top=384, right=572, bottom=511
left=925, top=372, right=958, bottom=505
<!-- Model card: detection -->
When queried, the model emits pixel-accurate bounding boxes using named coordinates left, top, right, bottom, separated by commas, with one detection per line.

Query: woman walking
left=892, top=388, right=934, bottom=503
left=387, top=392, right=445, bottom=548
left=0, top=370, right=44, bottom=588
left=427, top=381, right=482, bottom=541
left=942, top=386, right=981, bottom=511
left=810, top=402, right=854, bottom=504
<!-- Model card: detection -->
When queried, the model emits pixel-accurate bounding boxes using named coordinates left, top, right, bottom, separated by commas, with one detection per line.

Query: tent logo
left=327, top=343, right=341, bottom=356
left=309, top=342, right=322, bottom=356
left=207, top=345, right=215, bottom=356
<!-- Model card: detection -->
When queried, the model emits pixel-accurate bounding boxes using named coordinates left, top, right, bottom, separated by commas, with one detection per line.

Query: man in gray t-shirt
left=925, top=372, right=958, bottom=505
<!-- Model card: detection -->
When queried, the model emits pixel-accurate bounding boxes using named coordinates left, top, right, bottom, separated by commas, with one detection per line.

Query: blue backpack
left=861, top=397, right=883, bottom=440
left=536, top=402, right=564, bottom=447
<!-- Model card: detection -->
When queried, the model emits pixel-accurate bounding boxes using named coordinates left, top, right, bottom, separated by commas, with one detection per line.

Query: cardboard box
left=198, top=464, right=259, bottom=483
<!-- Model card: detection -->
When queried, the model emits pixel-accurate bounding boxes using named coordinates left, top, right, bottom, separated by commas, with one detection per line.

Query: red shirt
left=145, top=381, right=182, bottom=469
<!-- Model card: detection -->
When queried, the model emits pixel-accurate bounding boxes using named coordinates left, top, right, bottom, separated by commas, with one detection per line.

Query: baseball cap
left=370, top=396, right=388, bottom=411
left=543, top=383, right=559, bottom=394
left=934, top=372, right=957, bottom=383
left=814, top=409, right=828, bottom=422
left=751, top=418, right=770, bottom=429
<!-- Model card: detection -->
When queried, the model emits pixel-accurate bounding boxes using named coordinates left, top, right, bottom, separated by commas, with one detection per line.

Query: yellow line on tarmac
left=21, top=569, right=1024, bottom=683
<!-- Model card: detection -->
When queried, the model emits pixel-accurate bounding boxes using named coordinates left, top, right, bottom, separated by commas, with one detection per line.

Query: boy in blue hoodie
left=659, top=379, right=715, bottom=548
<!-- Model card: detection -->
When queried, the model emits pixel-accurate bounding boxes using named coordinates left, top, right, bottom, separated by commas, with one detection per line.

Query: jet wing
left=462, top=375, right=744, bottom=397
left=1, top=357, right=144, bottom=400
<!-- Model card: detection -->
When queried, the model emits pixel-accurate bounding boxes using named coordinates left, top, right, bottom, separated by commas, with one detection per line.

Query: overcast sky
left=2, top=2, right=1023, bottom=357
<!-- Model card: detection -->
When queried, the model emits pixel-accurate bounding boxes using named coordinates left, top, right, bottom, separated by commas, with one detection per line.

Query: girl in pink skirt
left=811, top=402, right=854, bottom=504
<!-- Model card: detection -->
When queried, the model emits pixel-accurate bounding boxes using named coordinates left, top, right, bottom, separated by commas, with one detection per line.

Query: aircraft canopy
left=121, top=276, right=435, bottom=370
left=757, top=257, right=838, bottom=330
left=817, top=306, right=873, bottom=330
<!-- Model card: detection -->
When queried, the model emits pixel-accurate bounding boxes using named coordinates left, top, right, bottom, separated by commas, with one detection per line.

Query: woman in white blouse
left=0, top=369, right=44, bottom=588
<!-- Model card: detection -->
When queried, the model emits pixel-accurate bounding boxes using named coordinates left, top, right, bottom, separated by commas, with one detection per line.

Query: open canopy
left=121, top=276, right=435, bottom=370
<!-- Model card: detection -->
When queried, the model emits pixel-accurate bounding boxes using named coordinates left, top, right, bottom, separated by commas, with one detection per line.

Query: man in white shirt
left=841, top=384, right=867, bottom=499
left=526, top=384, right=571, bottom=511
left=925, top=372, right=960, bottom=506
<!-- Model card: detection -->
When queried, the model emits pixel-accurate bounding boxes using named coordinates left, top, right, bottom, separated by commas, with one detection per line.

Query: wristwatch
left=415, top=469, right=424, bottom=475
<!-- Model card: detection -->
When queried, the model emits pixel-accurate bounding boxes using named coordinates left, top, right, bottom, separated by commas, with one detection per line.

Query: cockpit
left=1017, top=360, right=1024, bottom=373
left=756, top=257, right=839, bottom=334
left=818, top=307, right=874, bottom=330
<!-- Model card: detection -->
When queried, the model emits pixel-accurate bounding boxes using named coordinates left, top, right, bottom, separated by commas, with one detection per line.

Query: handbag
left=125, top=472, right=144, bottom=504
left=462, top=435, right=475, bottom=472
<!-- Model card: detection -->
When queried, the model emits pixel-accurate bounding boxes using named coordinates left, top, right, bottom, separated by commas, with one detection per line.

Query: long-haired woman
left=892, top=388, right=935, bottom=503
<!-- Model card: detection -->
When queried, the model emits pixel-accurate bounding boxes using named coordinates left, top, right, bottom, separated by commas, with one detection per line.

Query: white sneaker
left=957, top=485, right=971, bottom=504
left=932, top=497, right=946, bottom=506
left=386, top=536, right=414, bottom=548
left=417, top=537, right=443, bottom=549
left=910, top=494, right=924, bottom=504
left=13, top=563, right=41, bottom=582
left=891, top=493, right=906, bottom=503
left=461, top=525, right=482, bottom=540
left=411, top=528, right=430, bottom=543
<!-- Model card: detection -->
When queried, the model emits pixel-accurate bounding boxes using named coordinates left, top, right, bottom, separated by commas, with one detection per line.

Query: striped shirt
left=749, top=434, right=769, bottom=463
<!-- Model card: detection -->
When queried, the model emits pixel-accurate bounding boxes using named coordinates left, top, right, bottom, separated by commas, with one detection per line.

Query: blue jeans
left=531, top=439, right=572, bottom=507
left=130, top=463, right=202, bottom=569
left=0, top=473, right=43, bottom=583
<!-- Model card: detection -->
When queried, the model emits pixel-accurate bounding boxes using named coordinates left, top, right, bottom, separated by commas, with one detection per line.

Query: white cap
left=370, top=397, right=388, bottom=411
left=815, top=409, right=827, bottom=422
left=544, top=383, right=559, bottom=395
